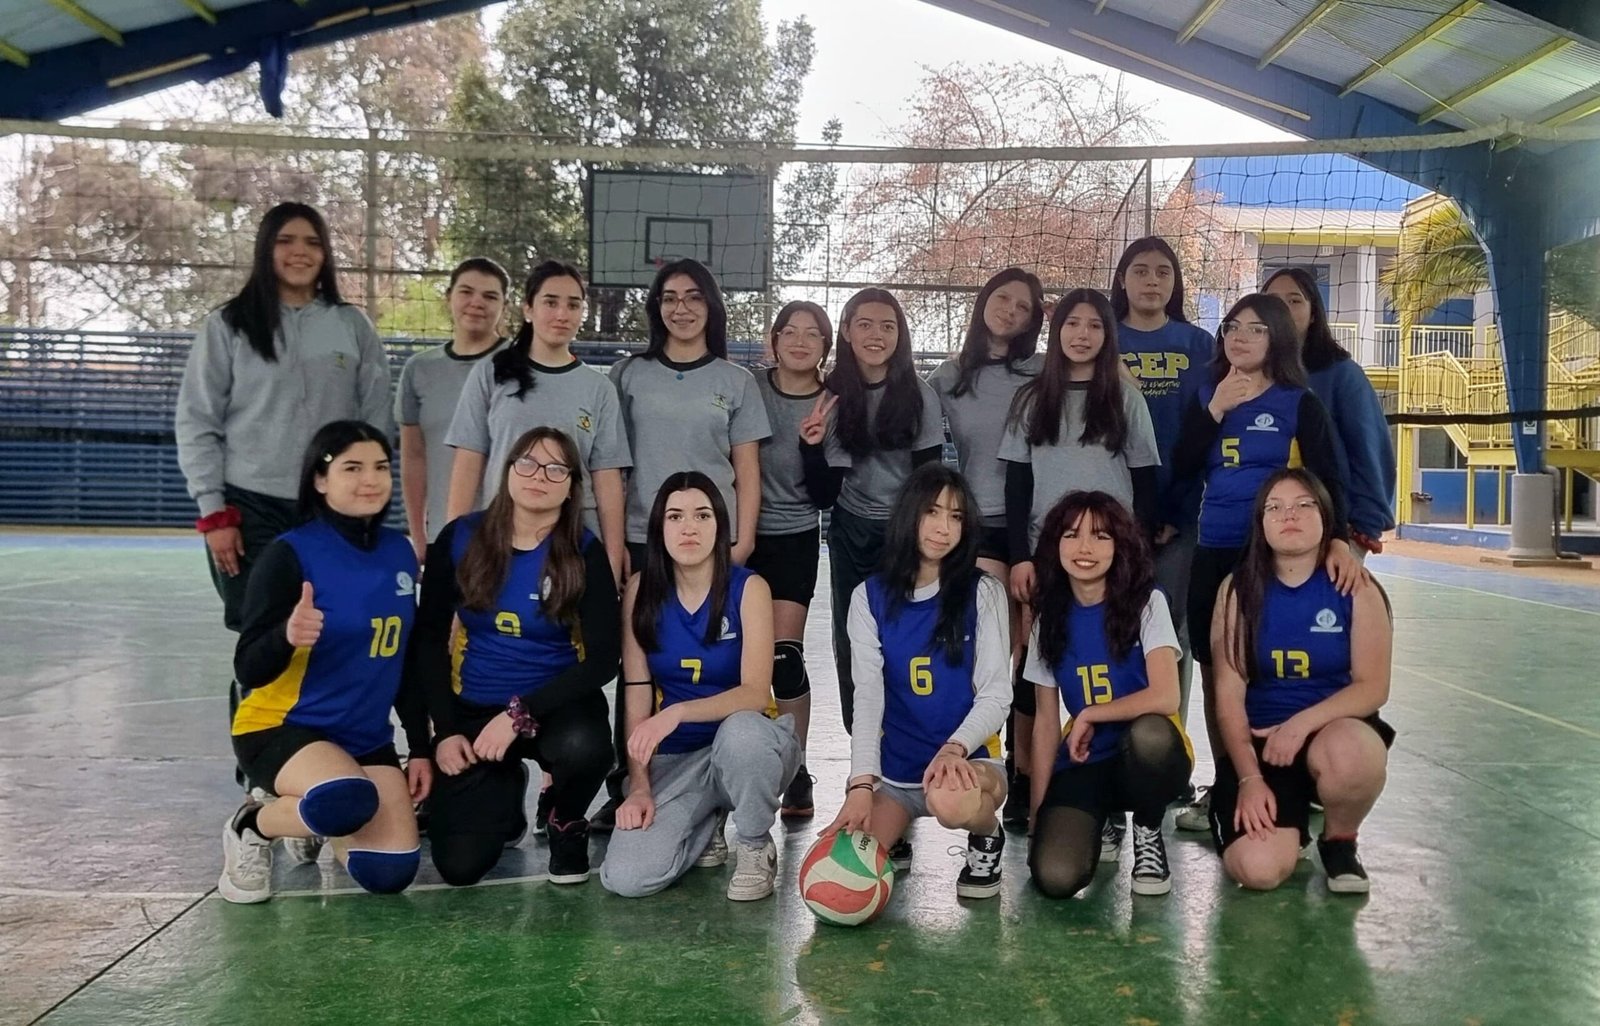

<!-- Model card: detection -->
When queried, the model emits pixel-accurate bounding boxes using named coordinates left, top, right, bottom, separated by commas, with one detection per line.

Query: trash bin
left=1410, top=492, right=1433, bottom=525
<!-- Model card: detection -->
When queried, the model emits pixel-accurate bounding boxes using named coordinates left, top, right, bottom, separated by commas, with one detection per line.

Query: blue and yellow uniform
left=232, top=515, right=417, bottom=758
left=1196, top=382, right=1310, bottom=548
left=863, top=576, right=1003, bottom=783
left=1039, top=600, right=1191, bottom=770
left=447, top=512, right=593, bottom=706
left=1247, top=566, right=1354, bottom=728
left=648, top=565, right=753, bottom=755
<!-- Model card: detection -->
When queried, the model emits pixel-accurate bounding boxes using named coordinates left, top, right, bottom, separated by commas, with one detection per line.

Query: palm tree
left=1378, top=194, right=1485, bottom=329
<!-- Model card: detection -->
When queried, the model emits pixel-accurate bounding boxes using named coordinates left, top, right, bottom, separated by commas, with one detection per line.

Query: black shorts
left=976, top=521, right=1008, bottom=564
left=1209, top=714, right=1396, bottom=852
left=747, top=526, right=822, bottom=605
left=233, top=724, right=401, bottom=795
left=1187, top=543, right=1244, bottom=666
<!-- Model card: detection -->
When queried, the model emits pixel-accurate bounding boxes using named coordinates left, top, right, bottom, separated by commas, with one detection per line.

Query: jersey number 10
left=368, top=616, right=402, bottom=658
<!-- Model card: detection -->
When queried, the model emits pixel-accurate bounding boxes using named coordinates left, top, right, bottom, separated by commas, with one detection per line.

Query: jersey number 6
left=910, top=656, right=934, bottom=696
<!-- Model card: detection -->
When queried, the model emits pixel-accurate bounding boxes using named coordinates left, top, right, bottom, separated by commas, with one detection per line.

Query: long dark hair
left=644, top=258, right=727, bottom=360
left=1223, top=468, right=1339, bottom=679
left=950, top=267, right=1044, bottom=398
left=222, top=203, right=345, bottom=363
left=878, top=463, right=983, bottom=665
left=296, top=419, right=391, bottom=521
left=769, top=300, right=834, bottom=386
left=631, top=471, right=732, bottom=651
left=1010, top=288, right=1129, bottom=453
left=1263, top=266, right=1350, bottom=372
left=1212, top=293, right=1308, bottom=388
left=825, top=288, right=923, bottom=458
left=1030, top=491, right=1154, bottom=667
left=456, top=427, right=587, bottom=627
left=493, top=260, right=587, bottom=399
left=1109, top=236, right=1189, bottom=324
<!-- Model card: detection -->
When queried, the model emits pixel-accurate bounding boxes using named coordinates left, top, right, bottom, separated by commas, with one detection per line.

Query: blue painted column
left=1476, top=181, right=1550, bottom=473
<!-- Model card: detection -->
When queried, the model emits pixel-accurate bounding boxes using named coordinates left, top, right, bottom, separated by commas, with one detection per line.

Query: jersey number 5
left=1076, top=663, right=1113, bottom=705
left=368, top=616, right=402, bottom=658
left=1221, top=437, right=1241, bottom=468
left=909, top=656, right=934, bottom=696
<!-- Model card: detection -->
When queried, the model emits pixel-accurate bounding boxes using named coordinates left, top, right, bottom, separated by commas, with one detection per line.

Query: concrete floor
left=2, top=535, right=1598, bottom=1025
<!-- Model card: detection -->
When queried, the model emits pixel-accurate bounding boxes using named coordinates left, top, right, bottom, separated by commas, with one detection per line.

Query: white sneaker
left=1174, top=786, right=1211, bottom=832
left=281, top=835, right=325, bottom=866
left=696, top=811, right=729, bottom=868
left=219, top=806, right=273, bottom=904
left=726, top=836, right=777, bottom=901
left=1100, top=817, right=1126, bottom=862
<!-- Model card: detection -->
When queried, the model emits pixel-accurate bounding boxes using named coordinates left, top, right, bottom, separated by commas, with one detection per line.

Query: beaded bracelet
left=507, top=695, right=539, bottom=738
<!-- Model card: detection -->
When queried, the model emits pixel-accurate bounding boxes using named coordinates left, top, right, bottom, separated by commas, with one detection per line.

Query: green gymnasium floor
left=3, top=535, right=1598, bottom=1025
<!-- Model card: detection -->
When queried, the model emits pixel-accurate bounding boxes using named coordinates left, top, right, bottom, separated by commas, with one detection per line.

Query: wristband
left=941, top=740, right=968, bottom=758
left=196, top=506, right=242, bottom=533
left=507, top=695, right=538, bottom=738
left=846, top=780, right=875, bottom=794
left=1237, top=774, right=1263, bottom=786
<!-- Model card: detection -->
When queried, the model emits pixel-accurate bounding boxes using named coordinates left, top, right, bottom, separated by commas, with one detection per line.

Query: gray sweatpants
left=600, top=711, right=801, bottom=898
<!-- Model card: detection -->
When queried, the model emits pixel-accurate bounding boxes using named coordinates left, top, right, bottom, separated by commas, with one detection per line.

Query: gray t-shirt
left=395, top=339, right=506, bottom=541
left=444, top=356, right=632, bottom=529
left=609, top=354, right=771, bottom=544
left=830, top=377, right=947, bottom=520
left=997, top=379, right=1160, bottom=548
left=928, top=354, right=1043, bottom=521
left=753, top=368, right=825, bottom=536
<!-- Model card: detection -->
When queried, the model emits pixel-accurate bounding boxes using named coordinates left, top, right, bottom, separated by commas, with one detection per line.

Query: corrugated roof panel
left=0, top=0, right=270, bottom=58
left=1321, top=1, right=1449, bottom=65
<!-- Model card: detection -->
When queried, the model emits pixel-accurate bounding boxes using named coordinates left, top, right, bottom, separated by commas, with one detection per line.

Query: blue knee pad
left=346, top=846, right=420, bottom=895
left=298, top=776, right=380, bottom=837
left=773, top=639, right=810, bottom=701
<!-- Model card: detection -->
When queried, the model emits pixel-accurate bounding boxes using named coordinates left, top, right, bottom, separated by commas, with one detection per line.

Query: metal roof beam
left=1539, top=90, right=1600, bottom=129
left=1258, top=0, right=1341, bottom=69
left=44, top=0, right=124, bottom=45
left=1418, top=35, right=1573, bottom=124
left=176, top=0, right=219, bottom=25
left=1340, top=1, right=1480, bottom=97
left=0, top=37, right=27, bottom=67
left=1177, top=0, right=1226, bottom=45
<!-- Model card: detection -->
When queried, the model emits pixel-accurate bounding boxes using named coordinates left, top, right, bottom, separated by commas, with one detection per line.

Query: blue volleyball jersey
left=233, top=519, right=418, bottom=756
left=448, top=513, right=593, bottom=706
left=647, top=566, right=753, bottom=754
left=1197, top=382, right=1307, bottom=547
left=1044, top=601, right=1157, bottom=768
left=1247, top=567, right=1354, bottom=728
left=864, top=576, right=1001, bottom=784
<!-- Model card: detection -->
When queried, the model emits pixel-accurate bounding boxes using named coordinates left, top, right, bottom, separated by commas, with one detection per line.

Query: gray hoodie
left=175, top=298, right=394, bottom=516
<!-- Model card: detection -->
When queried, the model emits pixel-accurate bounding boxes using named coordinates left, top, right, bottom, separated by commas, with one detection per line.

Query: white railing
left=1332, top=323, right=1486, bottom=368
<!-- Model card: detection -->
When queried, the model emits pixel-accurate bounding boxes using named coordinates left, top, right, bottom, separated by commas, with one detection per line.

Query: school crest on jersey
left=1310, top=607, right=1343, bottom=633
left=1247, top=412, right=1278, bottom=432
left=712, top=393, right=730, bottom=411
left=576, top=409, right=593, bottom=433
left=395, top=571, right=415, bottom=596
left=718, top=616, right=738, bottom=641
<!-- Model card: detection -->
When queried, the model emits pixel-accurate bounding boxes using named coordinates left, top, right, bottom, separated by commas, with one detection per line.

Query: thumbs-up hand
left=285, top=581, right=324, bottom=648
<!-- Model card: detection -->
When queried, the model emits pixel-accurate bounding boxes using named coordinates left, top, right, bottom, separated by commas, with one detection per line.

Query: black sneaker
left=1318, top=836, right=1370, bottom=894
left=534, top=784, right=553, bottom=837
left=589, top=795, right=619, bottom=833
left=1002, top=773, right=1030, bottom=832
left=547, top=816, right=591, bottom=885
left=1100, top=817, right=1126, bottom=863
left=956, top=828, right=1005, bottom=898
left=780, top=765, right=815, bottom=819
left=1130, top=823, right=1172, bottom=896
left=888, top=837, right=913, bottom=873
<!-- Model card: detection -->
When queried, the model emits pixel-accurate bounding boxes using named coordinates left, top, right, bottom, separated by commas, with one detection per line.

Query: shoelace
left=1131, top=825, right=1167, bottom=877
left=237, top=832, right=272, bottom=879
left=949, top=838, right=1002, bottom=873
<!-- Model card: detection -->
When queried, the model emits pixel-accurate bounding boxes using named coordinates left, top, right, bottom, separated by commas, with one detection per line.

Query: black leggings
left=827, top=507, right=887, bottom=734
left=1029, top=714, right=1190, bottom=899
left=429, top=691, right=612, bottom=886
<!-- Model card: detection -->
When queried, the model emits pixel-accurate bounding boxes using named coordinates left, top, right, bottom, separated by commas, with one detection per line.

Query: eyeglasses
left=777, top=327, right=825, bottom=343
left=512, top=457, right=571, bottom=482
left=1263, top=498, right=1320, bottom=520
left=1222, top=320, right=1271, bottom=340
left=659, top=291, right=707, bottom=311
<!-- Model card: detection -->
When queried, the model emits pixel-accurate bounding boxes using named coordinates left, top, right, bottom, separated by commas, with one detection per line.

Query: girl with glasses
left=410, top=427, right=621, bottom=886
left=1208, top=469, right=1394, bottom=893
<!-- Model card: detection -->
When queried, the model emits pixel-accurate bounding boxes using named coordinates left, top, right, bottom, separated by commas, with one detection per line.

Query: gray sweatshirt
left=175, top=299, right=394, bottom=515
